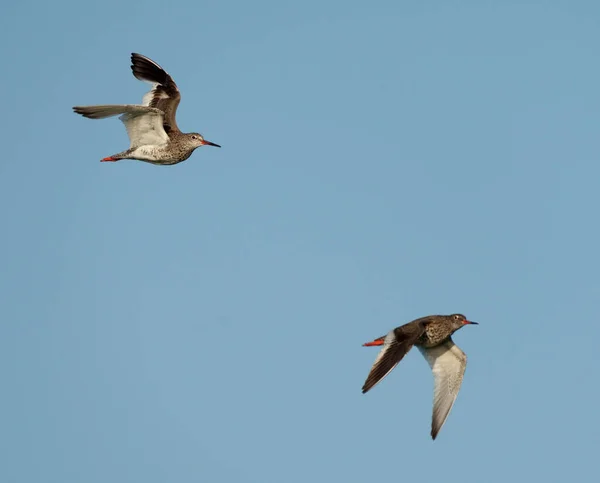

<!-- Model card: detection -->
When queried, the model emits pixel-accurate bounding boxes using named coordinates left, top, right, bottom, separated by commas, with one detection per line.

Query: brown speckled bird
left=73, top=53, right=220, bottom=165
left=362, top=313, right=478, bottom=440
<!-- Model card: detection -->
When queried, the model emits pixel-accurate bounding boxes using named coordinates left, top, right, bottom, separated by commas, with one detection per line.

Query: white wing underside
left=418, top=339, right=467, bottom=439
left=74, top=104, right=169, bottom=149
left=118, top=106, right=169, bottom=148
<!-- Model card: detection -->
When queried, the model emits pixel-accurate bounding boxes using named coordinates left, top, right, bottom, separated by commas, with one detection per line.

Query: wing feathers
left=418, top=339, right=467, bottom=440
left=362, top=322, right=426, bottom=394
left=130, top=53, right=181, bottom=133
left=72, top=104, right=148, bottom=119
left=73, top=104, right=168, bottom=148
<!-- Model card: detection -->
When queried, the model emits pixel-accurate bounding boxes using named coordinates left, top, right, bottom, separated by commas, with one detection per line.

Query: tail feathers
left=101, top=150, right=130, bottom=162
left=131, top=53, right=169, bottom=85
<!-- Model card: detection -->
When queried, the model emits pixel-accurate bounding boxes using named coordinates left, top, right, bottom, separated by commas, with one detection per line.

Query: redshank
left=362, top=313, right=478, bottom=440
left=73, top=53, right=220, bottom=165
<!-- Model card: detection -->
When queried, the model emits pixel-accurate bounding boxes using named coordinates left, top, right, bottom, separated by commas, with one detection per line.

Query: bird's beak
left=465, top=320, right=479, bottom=325
left=202, top=140, right=221, bottom=148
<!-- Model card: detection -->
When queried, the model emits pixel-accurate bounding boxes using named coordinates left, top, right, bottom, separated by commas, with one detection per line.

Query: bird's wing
left=131, top=53, right=182, bottom=134
left=418, top=339, right=467, bottom=440
left=73, top=104, right=169, bottom=148
left=362, top=321, right=426, bottom=394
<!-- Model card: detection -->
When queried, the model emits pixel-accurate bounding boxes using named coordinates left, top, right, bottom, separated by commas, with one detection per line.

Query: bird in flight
left=362, top=313, right=478, bottom=440
left=73, top=53, right=220, bottom=165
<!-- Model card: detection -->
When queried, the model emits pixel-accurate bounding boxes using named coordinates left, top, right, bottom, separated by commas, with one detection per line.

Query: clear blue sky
left=1, top=1, right=599, bottom=481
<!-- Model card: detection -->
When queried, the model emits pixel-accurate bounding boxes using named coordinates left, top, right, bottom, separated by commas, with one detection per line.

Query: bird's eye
left=191, top=135, right=197, bottom=139
left=454, top=314, right=461, bottom=320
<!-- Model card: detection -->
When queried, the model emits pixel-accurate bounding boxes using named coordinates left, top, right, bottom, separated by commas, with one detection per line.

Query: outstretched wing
left=362, top=321, right=426, bottom=394
left=73, top=104, right=169, bottom=148
left=131, top=53, right=182, bottom=134
left=418, top=339, right=467, bottom=440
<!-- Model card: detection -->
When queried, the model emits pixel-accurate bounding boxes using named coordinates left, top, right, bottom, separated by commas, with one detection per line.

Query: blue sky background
left=1, top=1, right=599, bottom=482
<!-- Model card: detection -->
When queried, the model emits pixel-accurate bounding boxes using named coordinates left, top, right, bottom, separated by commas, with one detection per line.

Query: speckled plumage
left=419, top=314, right=468, bottom=347
left=361, top=314, right=478, bottom=439
left=73, top=53, right=220, bottom=165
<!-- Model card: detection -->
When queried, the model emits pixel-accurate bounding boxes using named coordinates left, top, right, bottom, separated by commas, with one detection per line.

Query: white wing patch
left=118, top=106, right=169, bottom=148
left=418, top=340, right=467, bottom=439
left=142, top=86, right=170, bottom=107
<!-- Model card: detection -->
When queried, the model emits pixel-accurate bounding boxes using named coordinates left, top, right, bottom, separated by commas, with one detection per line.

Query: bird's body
left=362, top=313, right=478, bottom=439
left=73, top=53, right=220, bottom=165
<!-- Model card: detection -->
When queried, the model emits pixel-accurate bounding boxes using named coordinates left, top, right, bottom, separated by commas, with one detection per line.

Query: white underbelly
left=130, top=145, right=166, bottom=161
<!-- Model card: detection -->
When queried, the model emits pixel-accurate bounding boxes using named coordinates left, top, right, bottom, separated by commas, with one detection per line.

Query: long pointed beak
left=466, top=320, right=479, bottom=325
left=202, top=140, right=221, bottom=148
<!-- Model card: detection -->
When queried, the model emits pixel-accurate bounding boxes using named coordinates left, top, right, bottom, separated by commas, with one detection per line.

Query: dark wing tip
left=130, top=53, right=171, bottom=86
left=361, top=377, right=377, bottom=394
left=361, top=364, right=390, bottom=394
left=431, top=419, right=442, bottom=440
left=130, top=53, right=155, bottom=64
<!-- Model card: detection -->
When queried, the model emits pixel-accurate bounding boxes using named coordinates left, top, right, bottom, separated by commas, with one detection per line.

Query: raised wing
left=362, top=321, right=426, bottom=394
left=131, top=53, right=182, bottom=134
left=418, top=339, right=467, bottom=440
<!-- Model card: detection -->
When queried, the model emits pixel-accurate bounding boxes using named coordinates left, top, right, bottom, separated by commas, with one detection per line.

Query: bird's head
left=449, top=313, right=479, bottom=331
left=187, top=133, right=221, bottom=150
